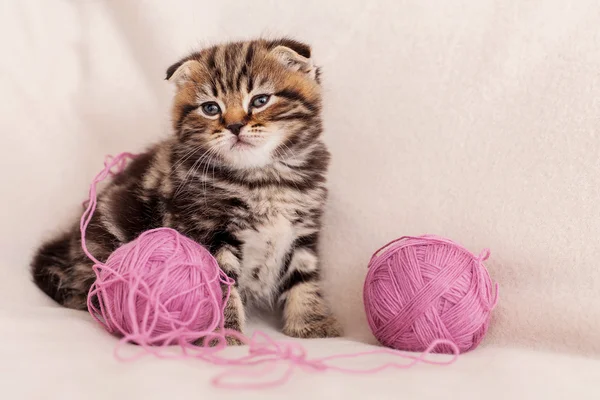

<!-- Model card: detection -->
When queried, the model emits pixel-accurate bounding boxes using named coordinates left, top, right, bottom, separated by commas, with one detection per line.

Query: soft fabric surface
left=1, top=305, right=598, bottom=399
left=1, top=0, right=600, bottom=398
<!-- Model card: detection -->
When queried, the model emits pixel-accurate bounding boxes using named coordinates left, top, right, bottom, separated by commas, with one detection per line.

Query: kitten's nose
left=227, top=123, right=245, bottom=136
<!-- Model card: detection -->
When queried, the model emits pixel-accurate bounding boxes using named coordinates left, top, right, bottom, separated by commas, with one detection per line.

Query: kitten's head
left=166, top=38, right=322, bottom=169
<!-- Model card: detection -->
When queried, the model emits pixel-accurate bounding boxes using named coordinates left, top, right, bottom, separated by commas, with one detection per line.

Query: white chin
left=224, top=143, right=274, bottom=169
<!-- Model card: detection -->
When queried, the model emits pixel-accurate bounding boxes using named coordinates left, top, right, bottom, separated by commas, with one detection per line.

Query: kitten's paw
left=194, top=330, right=245, bottom=347
left=283, top=314, right=343, bottom=339
left=225, top=335, right=245, bottom=346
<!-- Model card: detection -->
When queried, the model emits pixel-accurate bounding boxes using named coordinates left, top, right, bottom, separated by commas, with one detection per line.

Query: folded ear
left=269, top=38, right=312, bottom=58
left=165, top=58, right=201, bottom=88
left=269, top=39, right=316, bottom=80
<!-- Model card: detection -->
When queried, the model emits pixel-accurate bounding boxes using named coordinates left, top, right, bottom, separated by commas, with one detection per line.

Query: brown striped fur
left=31, top=38, right=341, bottom=342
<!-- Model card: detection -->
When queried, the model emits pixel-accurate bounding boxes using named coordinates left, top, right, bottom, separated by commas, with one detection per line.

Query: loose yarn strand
left=209, top=333, right=460, bottom=389
left=80, top=152, right=136, bottom=265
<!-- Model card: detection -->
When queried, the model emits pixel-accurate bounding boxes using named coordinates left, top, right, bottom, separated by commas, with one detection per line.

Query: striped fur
left=31, top=38, right=341, bottom=341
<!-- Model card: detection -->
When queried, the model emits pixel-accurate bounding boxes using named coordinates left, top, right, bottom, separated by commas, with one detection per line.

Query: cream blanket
left=1, top=0, right=599, bottom=398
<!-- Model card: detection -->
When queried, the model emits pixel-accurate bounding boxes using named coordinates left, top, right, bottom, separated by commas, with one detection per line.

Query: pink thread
left=210, top=333, right=459, bottom=389
left=364, top=235, right=499, bottom=354
left=81, top=154, right=133, bottom=209
left=81, top=153, right=463, bottom=390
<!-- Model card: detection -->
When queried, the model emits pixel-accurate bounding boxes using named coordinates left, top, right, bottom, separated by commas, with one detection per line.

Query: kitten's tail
left=31, top=233, right=88, bottom=310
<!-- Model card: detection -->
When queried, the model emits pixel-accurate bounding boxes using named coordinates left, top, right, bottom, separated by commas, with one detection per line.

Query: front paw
left=283, top=314, right=343, bottom=339
left=224, top=335, right=244, bottom=346
left=194, top=330, right=245, bottom=347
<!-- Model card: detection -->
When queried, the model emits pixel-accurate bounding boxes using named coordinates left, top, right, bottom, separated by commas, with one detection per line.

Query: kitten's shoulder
left=111, top=139, right=174, bottom=189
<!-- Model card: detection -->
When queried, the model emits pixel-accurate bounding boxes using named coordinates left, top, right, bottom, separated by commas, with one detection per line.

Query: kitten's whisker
left=280, top=142, right=298, bottom=161
left=201, top=149, right=216, bottom=205
left=168, top=144, right=203, bottom=179
left=167, top=146, right=202, bottom=184
left=186, top=143, right=222, bottom=204
left=173, top=146, right=215, bottom=198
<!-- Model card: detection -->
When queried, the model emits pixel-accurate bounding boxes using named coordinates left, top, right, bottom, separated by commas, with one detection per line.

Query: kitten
left=31, top=38, right=341, bottom=342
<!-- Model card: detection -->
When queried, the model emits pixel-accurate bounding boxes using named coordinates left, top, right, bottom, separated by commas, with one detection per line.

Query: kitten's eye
left=201, top=102, right=221, bottom=116
left=251, top=94, right=271, bottom=108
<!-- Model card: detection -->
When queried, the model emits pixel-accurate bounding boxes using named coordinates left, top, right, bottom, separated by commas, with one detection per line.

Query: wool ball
left=87, top=228, right=226, bottom=346
left=363, top=235, right=498, bottom=354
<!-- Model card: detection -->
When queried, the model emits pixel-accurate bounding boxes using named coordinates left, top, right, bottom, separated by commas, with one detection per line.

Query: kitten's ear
left=269, top=40, right=316, bottom=79
left=165, top=59, right=201, bottom=88
left=269, top=38, right=312, bottom=58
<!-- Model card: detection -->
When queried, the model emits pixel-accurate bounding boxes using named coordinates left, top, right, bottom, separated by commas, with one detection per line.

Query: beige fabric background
left=1, top=1, right=599, bottom=398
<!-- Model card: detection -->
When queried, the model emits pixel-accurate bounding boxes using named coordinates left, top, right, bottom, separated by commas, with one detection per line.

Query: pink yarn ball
left=87, top=228, right=226, bottom=346
left=363, top=235, right=498, bottom=354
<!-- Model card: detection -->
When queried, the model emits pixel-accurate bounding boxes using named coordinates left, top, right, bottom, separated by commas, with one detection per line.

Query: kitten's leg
left=214, top=246, right=246, bottom=345
left=279, top=245, right=342, bottom=338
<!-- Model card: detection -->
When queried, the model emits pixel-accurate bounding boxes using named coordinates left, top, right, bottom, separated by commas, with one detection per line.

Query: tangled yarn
left=364, top=235, right=499, bottom=353
left=81, top=153, right=234, bottom=350
left=86, top=228, right=230, bottom=347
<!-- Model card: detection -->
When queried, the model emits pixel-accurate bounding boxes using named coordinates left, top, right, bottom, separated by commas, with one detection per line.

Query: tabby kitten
left=31, top=38, right=341, bottom=342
